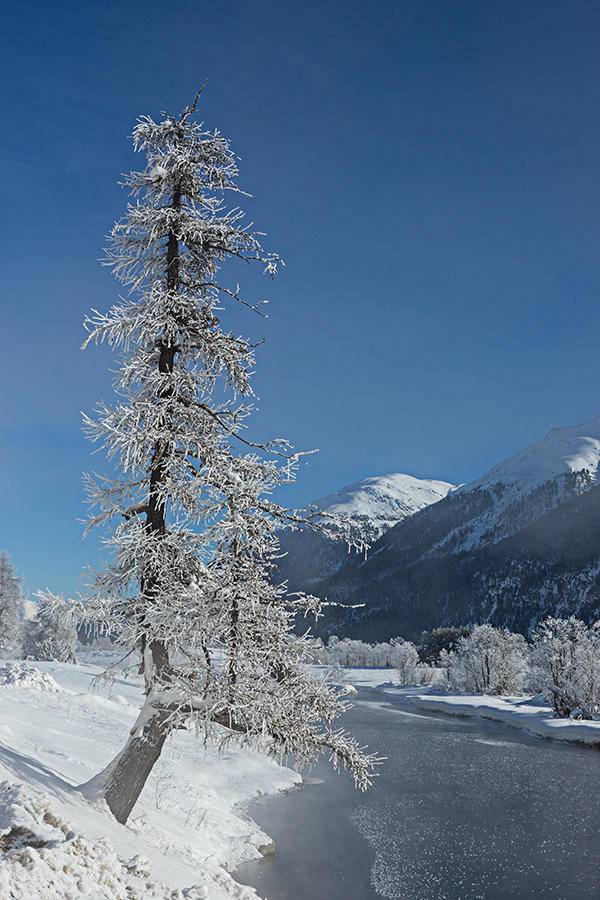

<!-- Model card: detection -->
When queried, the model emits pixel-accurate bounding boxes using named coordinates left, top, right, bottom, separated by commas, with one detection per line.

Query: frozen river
left=234, top=687, right=600, bottom=900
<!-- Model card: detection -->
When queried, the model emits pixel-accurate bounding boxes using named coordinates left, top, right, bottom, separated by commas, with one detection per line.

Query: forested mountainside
left=279, top=415, right=600, bottom=641
left=306, top=470, right=600, bottom=642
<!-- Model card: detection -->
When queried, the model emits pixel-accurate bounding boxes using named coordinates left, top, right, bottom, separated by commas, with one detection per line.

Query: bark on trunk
left=87, top=183, right=184, bottom=827
left=102, top=705, right=172, bottom=824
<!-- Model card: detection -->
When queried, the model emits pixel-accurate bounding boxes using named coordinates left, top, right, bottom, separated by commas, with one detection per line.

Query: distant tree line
left=311, top=618, right=600, bottom=719
left=3, top=551, right=600, bottom=720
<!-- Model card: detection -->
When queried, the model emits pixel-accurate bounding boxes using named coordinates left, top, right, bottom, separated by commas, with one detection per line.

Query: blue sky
left=2, top=0, right=600, bottom=598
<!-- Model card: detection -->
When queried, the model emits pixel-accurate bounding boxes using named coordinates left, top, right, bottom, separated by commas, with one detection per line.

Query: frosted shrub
left=0, top=552, right=25, bottom=659
left=305, top=637, right=327, bottom=664
left=530, top=617, right=600, bottom=718
left=324, top=635, right=380, bottom=668
left=393, top=639, right=419, bottom=684
left=320, top=636, right=420, bottom=671
left=448, top=624, right=527, bottom=695
left=370, top=641, right=397, bottom=667
left=414, top=664, right=437, bottom=685
left=324, top=637, right=372, bottom=667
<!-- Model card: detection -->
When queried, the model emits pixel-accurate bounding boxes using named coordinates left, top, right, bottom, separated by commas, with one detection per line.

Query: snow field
left=0, top=653, right=302, bottom=900
left=0, top=780, right=208, bottom=900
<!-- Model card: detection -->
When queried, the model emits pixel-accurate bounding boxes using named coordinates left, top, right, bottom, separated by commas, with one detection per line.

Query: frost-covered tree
left=392, top=639, right=419, bottom=685
left=45, top=91, right=375, bottom=824
left=448, top=624, right=527, bottom=695
left=0, top=552, right=24, bottom=659
left=23, top=595, right=78, bottom=664
left=530, top=617, right=600, bottom=717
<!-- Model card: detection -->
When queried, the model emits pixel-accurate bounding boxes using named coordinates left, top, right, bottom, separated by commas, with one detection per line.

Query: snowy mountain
left=309, top=473, right=455, bottom=538
left=422, top=416, right=600, bottom=557
left=460, top=415, right=600, bottom=495
left=300, top=414, right=600, bottom=642
left=275, top=473, right=454, bottom=589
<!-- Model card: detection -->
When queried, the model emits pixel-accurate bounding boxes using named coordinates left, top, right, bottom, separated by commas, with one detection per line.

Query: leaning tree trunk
left=83, top=213, right=184, bottom=825
left=81, top=701, right=172, bottom=824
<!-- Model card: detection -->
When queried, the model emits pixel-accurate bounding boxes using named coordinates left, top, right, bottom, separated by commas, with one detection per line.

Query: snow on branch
left=75, top=93, right=377, bottom=823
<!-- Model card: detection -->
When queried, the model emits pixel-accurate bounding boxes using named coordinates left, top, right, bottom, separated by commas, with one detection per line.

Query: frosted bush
left=448, top=624, right=528, bottom=695
left=23, top=596, right=78, bottom=664
left=0, top=552, right=25, bottom=659
left=530, top=616, right=600, bottom=717
left=392, top=640, right=419, bottom=684
left=413, top=664, right=437, bottom=685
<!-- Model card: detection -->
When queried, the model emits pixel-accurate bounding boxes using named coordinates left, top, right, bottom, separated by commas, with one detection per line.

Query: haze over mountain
left=280, top=414, right=600, bottom=641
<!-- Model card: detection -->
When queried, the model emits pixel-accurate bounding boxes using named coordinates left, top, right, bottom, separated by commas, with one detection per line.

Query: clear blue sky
left=2, top=0, right=600, bottom=598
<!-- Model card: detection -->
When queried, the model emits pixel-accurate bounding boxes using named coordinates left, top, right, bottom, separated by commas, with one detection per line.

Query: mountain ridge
left=275, top=473, right=453, bottom=588
left=281, top=413, right=600, bottom=641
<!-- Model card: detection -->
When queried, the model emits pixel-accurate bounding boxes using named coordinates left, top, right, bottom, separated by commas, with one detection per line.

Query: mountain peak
left=459, top=414, right=600, bottom=496
left=310, top=473, right=455, bottom=535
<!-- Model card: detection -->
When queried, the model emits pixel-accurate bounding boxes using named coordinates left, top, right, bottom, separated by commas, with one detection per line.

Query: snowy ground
left=4, top=658, right=600, bottom=900
left=0, top=651, right=301, bottom=900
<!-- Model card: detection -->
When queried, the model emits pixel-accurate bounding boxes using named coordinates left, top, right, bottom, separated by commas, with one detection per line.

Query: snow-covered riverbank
left=0, top=652, right=301, bottom=900
left=342, top=667, right=600, bottom=746
left=4, top=657, right=600, bottom=900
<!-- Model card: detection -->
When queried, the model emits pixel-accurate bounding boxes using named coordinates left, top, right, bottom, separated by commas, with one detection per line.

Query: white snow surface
left=309, top=473, right=454, bottom=535
left=458, top=413, right=600, bottom=496
left=0, top=662, right=63, bottom=692
left=0, top=653, right=301, bottom=900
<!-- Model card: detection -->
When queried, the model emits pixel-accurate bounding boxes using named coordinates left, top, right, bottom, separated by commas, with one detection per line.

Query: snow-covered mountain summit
left=310, top=473, right=454, bottom=538
left=276, top=472, right=453, bottom=589
left=458, top=414, right=600, bottom=496
left=440, top=414, right=600, bottom=555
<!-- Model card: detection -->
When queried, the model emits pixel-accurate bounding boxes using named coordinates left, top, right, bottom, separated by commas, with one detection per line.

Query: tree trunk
left=81, top=703, right=172, bottom=824
left=82, top=186, right=185, bottom=826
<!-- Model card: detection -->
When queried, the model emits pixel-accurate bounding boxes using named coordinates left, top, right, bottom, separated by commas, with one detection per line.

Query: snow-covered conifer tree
left=0, top=552, right=24, bottom=659
left=58, top=91, right=375, bottom=823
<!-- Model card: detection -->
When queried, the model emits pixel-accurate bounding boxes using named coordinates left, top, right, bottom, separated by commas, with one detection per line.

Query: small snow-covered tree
left=530, top=617, right=600, bottom=717
left=392, top=639, right=419, bottom=684
left=23, top=595, right=78, bottom=664
left=448, top=624, right=527, bottom=695
left=0, top=552, right=24, bottom=659
left=44, top=91, right=375, bottom=824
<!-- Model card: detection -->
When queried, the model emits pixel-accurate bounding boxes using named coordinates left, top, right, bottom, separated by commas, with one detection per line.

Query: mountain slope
left=301, top=414, right=600, bottom=641
left=276, top=474, right=454, bottom=589
left=309, top=473, right=455, bottom=537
